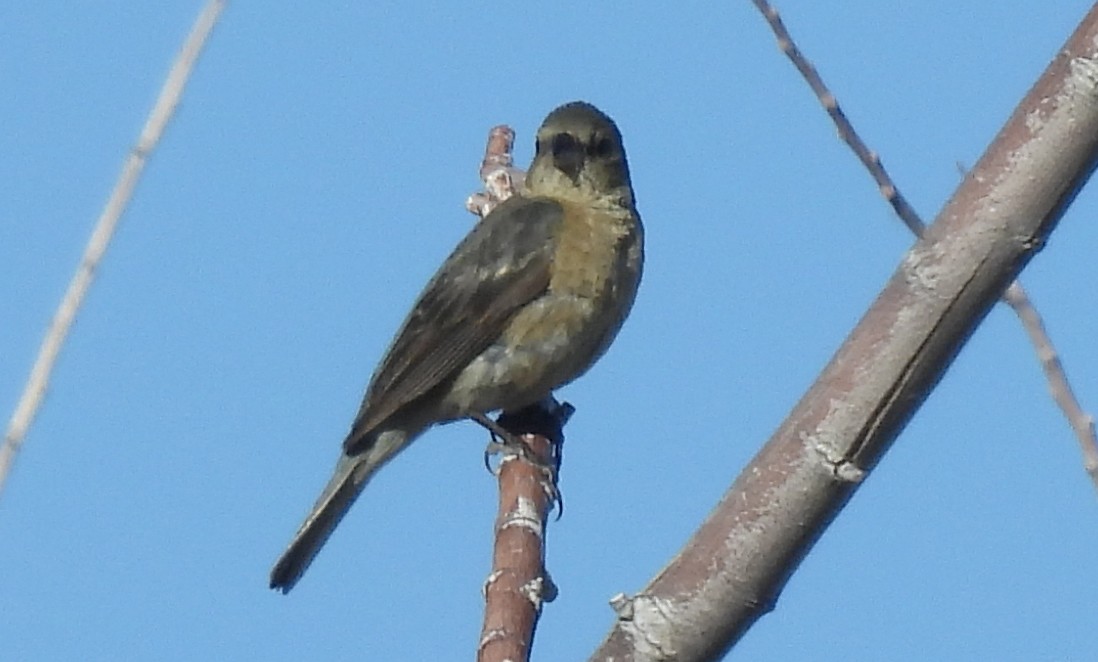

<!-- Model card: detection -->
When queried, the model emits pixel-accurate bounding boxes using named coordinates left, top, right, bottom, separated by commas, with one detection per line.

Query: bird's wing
left=343, top=196, right=564, bottom=452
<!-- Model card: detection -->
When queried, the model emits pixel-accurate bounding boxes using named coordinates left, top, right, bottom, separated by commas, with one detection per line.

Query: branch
left=752, top=0, right=1098, bottom=493
left=592, top=5, right=1098, bottom=659
left=750, top=0, right=924, bottom=234
left=1001, top=282, right=1098, bottom=480
left=466, top=126, right=566, bottom=661
left=466, top=124, right=525, bottom=217
left=0, top=0, right=227, bottom=497
left=477, top=400, right=570, bottom=662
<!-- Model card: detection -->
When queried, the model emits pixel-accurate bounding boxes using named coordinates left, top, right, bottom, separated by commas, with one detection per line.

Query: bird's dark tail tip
left=269, top=558, right=300, bottom=594
left=269, top=532, right=320, bottom=594
left=269, top=453, right=369, bottom=594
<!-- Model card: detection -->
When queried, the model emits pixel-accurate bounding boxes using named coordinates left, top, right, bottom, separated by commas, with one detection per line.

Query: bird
left=270, top=101, right=644, bottom=593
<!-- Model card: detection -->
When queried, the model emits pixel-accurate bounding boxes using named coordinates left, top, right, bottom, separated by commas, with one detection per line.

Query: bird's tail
left=269, top=428, right=409, bottom=593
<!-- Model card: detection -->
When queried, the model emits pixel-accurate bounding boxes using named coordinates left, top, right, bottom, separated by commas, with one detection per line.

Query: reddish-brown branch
left=467, top=130, right=565, bottom=662
left=467, top=124, right=525, bottom=218
left=477, top=401, right=568, bottom=662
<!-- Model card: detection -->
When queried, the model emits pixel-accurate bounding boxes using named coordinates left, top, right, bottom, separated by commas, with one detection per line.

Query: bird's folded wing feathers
left=343, top=196, right=564, bottom=452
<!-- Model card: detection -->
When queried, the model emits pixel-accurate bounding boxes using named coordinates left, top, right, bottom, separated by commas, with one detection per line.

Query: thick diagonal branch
left=752, top=0, right=1098, bottom=493
left=592, top=6, right=1098, bottom=660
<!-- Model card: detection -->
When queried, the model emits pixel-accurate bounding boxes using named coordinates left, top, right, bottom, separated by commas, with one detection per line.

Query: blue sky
left=3, top=2, right=1097, bottom=660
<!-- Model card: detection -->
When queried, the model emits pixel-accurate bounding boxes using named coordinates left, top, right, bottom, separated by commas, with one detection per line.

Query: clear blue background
left=3, top=2, right=1096, bottom=660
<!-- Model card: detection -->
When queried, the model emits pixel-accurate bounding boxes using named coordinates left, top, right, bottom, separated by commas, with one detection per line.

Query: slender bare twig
left=751, top=0, right=1098, bottom=493
left=0, top=0, right=227, bottom=497
left=750, top=0, right=924, bottom=234
left=1001, top=283, right=1098, bottom=480
left=466, top=124, right=526, bottom=218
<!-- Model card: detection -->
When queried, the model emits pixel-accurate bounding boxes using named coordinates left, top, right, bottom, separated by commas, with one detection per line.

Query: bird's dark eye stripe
left=589, top=137, right=614, bottom=157
left=551, top=133, right=581, bottom=157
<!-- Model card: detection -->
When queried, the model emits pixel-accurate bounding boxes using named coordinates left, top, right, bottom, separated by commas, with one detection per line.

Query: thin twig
left=0, top=0, right=227, bottom=497
left=466, top=124, right=525, bottom=218
left=1001, top=283, right=1098, bottom=480
left=751, top=0, right=924, bottom=235
left=751, top=0, right=1098, bottom=493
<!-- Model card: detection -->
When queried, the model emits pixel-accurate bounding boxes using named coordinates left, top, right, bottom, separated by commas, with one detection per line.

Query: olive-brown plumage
left=270, top=101, right=643, bottom=592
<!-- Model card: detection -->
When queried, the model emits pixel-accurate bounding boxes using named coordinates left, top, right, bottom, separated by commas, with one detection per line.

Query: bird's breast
left=438, top=200, right=642, bottom=417
left=547, top=201, right=638, bottom=301
left=502, top=200, right=643, bottom=381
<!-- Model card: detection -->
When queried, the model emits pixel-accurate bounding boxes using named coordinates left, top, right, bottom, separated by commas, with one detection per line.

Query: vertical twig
left=0, top=0, right=227, bottom=496
left=477, top=400, right=569, bottom=662
left=466, top=125, right=566, bottom=661
left=466, top=124, right=525, bottom=218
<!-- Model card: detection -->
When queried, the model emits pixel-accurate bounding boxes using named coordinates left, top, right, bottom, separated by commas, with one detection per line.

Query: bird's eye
left=551, top=133, right=581, bottom=158
left=590, top=137, right=614, bottom=158
left=534, top=138, right=542, bottom=155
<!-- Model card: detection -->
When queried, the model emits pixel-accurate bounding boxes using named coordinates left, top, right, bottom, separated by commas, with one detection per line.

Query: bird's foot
left=472, top=407, right=567, bottom=517
left=473, top=412, right=534, bottom=470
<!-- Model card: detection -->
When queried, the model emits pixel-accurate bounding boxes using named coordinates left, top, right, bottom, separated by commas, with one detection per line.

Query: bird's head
left=525, top=101, right=634, bottom=208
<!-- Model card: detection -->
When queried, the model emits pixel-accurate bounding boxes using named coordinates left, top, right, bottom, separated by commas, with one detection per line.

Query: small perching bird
left=270, top=101, right=644, bottom=593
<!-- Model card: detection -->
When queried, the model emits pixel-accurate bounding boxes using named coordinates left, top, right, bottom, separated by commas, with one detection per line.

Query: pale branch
left=1001, top=282, right=1098, bottom=482
left=750, top=0, right=923, bottom=234
left=591, top=5, right=1098, bottom=660
left=0, top=0, right=227, bottom=497
left=752, top=0, right=1098, bottom=493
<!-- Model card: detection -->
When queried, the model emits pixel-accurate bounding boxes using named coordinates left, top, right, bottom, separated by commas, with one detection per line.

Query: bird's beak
left=550, top=135, right=585, bottom=183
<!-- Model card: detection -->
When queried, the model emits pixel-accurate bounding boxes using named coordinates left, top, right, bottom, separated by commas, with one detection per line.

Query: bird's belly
left=439, top=293, right=620, bottom=415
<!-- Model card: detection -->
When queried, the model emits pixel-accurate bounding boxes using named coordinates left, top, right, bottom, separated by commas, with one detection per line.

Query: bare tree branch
left=750, top=0, right=924, bottom=234
left=1001, top=282, right=1098, bottom=481
left=466, top=125, right=525, bottom=218
left=477, top=400, right=569, bottom=662
left=591, top=5, right=1098, bottom=660
left=466, top=127, right=565, bottom=662
left=752, top=0, right=1098, bottom=494
left=0, top=0, right=227, bottom=497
